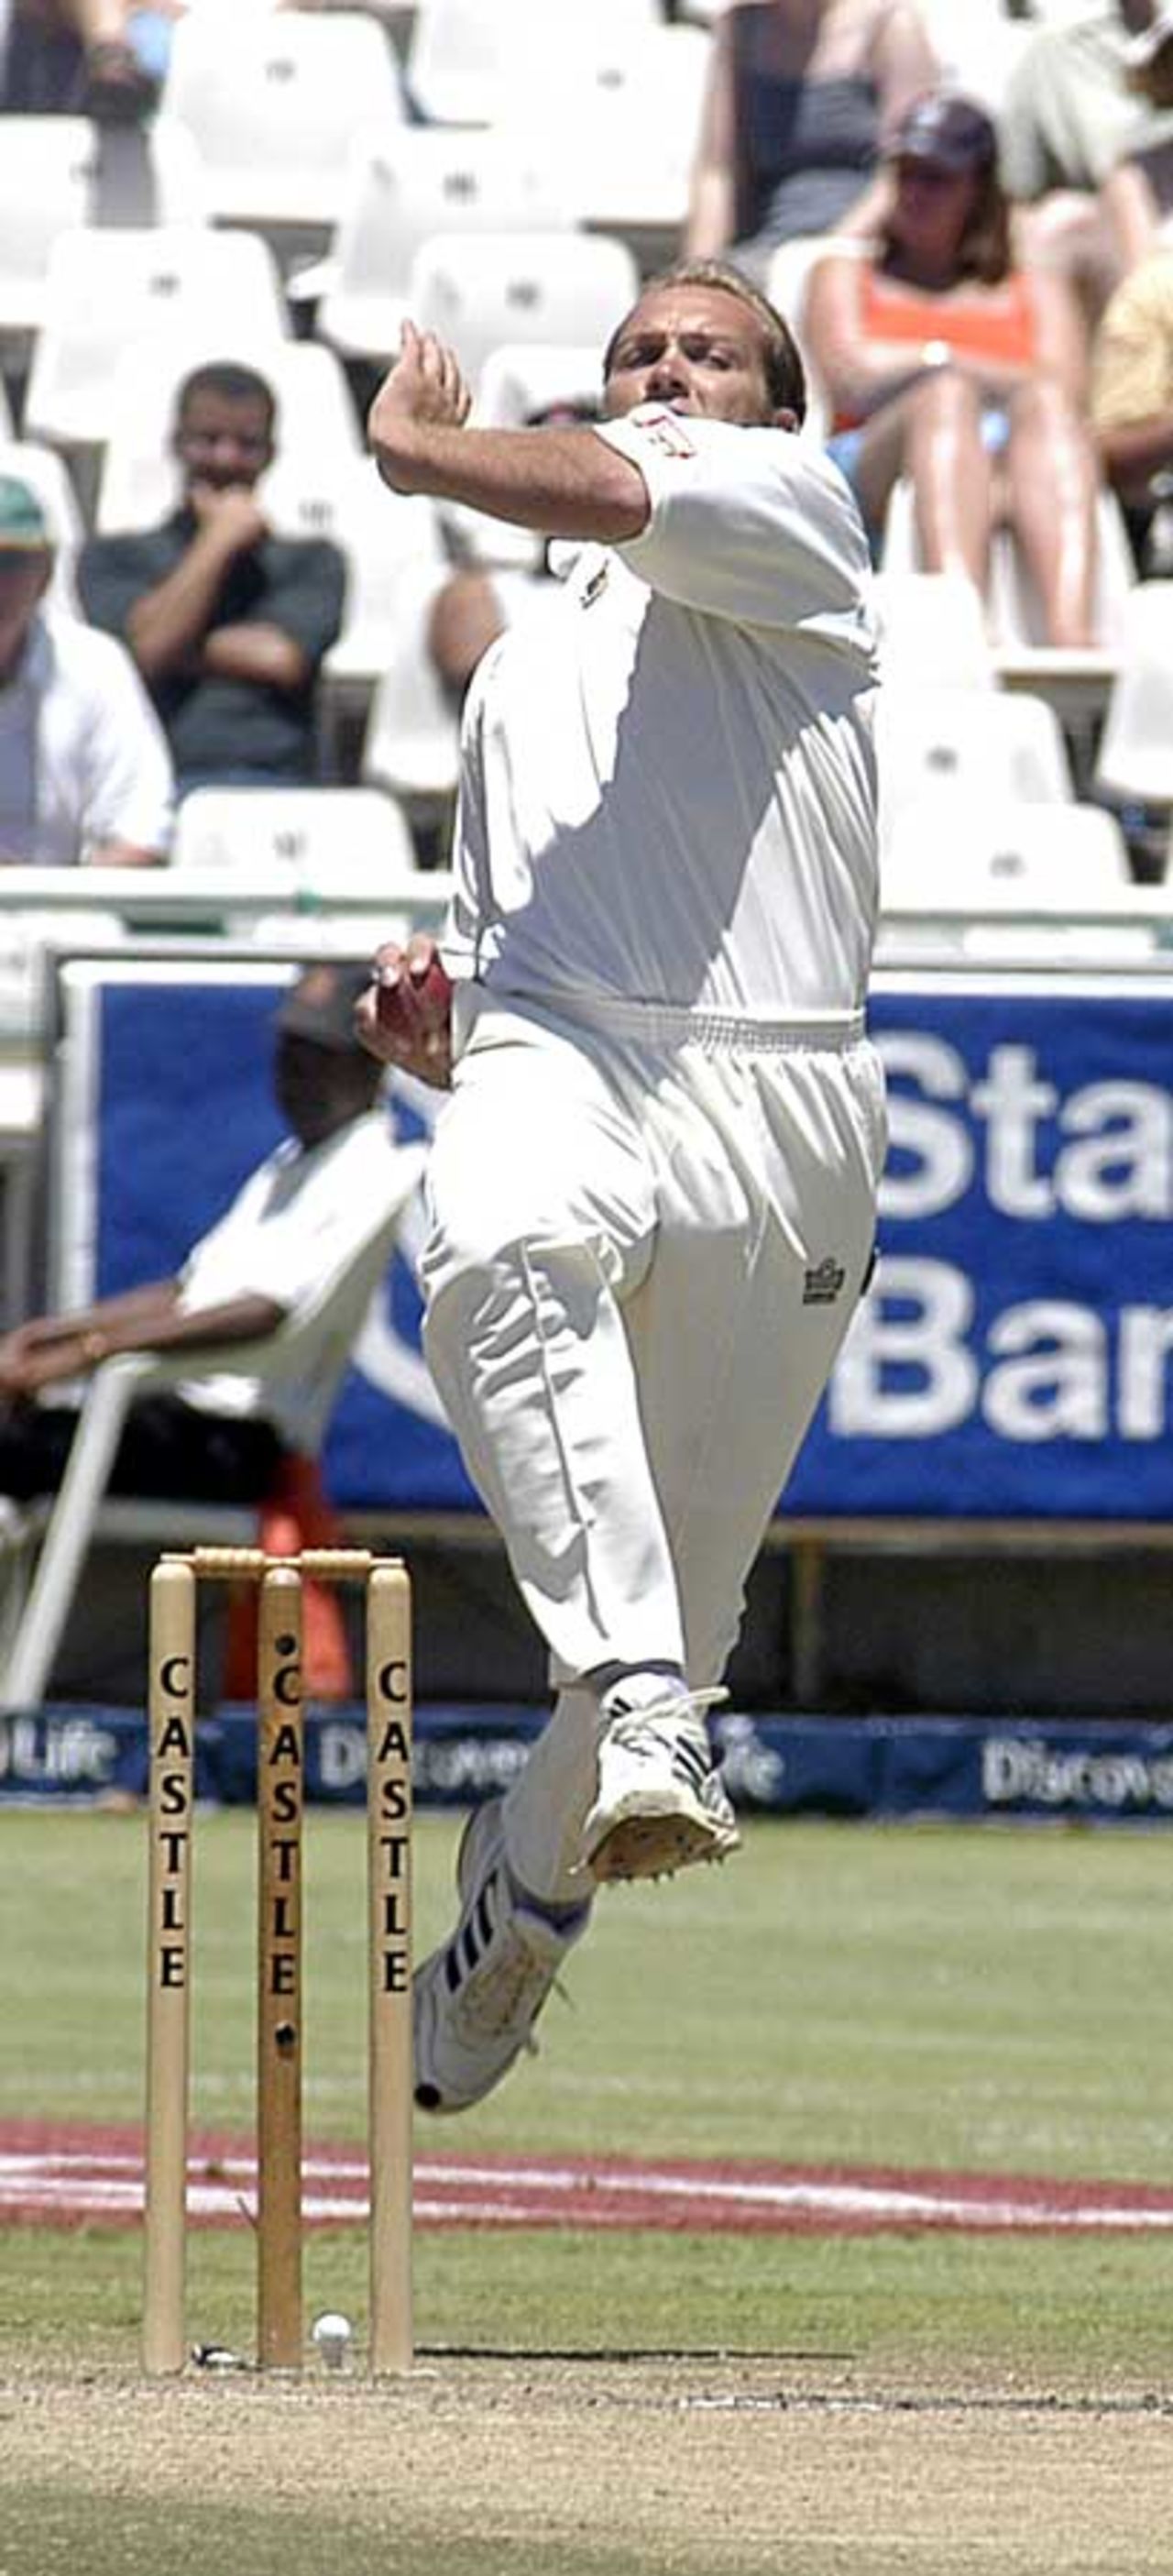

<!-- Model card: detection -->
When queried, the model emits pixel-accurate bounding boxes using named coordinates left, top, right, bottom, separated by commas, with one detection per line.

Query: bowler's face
left=603, top=286, right=793, bottom=429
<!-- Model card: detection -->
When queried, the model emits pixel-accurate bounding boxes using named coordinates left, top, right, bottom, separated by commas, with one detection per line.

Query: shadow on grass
left=424, top=2342, right=856, bottom=2364
left=2, top=2487, right=657, bottom=2576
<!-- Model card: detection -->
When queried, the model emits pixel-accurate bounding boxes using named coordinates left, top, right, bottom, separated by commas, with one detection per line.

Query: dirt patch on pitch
left=3, top=2360, right=1172, bottom=2576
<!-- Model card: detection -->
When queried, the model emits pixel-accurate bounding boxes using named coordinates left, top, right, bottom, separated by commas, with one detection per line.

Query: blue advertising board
left=6, top=1699, right=1173, bottom=1824
left=60, top=963, right=1173, bottom=1523
left=788, top=973, right=1173, bottom=1519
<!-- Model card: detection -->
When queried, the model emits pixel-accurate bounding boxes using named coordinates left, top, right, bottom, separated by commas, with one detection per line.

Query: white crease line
left=5, top=2148, right=1173, bottom=2233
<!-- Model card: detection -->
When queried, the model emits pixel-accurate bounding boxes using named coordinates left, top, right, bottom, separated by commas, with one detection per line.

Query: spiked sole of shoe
left=585, top=1803, right=740, bottom=1885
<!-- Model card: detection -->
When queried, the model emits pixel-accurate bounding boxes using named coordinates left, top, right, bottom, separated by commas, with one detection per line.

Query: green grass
left=1, top=1809, right=1170, bottom=2383
left=6, top=2217, right=1173, bottom=2391
left=0, top=2490, right=652, bottom=2576
left=2, top=1808, right=1168, bottom=2172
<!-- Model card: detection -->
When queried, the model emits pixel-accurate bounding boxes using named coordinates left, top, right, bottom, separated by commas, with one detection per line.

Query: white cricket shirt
left=174, top=1109, right=412, bottom=1453
left=444, top=407, right=880, bottom=1022
left=0, top=612, right=173, bottom=864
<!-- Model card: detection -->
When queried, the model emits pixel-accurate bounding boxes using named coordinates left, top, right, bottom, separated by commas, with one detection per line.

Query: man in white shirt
left=0, top=475, right=173, bottom=865
left=0, top=964, right=419, bottom=1499
left=360, top=259, right=886, bottom=2118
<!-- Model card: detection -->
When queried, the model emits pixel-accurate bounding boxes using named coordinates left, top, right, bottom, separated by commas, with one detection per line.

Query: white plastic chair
left=764, top=232, right=858, bottom=442
left=406, top=0, right=660, bottom=126
left=474, top=343, right=603, bottom=431
left=519, top=25, right=711, bottom=248
left=359, top=560, right=463, bottom=811
left=912, top=0, right=1032, bottom=106
left=881, top=799, right=1135, bottom=914
left=876, top=687, right=1075, bottom=849
left=872, top=571, right=996, bottom=690
left=93, top=337, right=361, bottom=535
left=0, top=440, right=85, bottom=614
left=0, top=116, right=207, bottom=340
left=407, top=230, right=640, bottom=395
left=159, top=9, right=406, bottom=231
left=302, top=125, right=573, bottom=364
left=0, top=1140, right=426, bottom=1711
left=990, top=488, right=1136, bottom=656
left=358, top=555, right=571, bottom=811
left=312, top=462, right=450, bottom=702
left=1094, top=583, right=1173, bottom=809
left=171, top=786, right=418, bottom=882
left=881, top=478, right=1136, bottom=655
left=23, top=227, right=289, bottom=455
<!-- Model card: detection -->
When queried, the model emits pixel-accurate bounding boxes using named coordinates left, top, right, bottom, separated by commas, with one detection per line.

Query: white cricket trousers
left=421, top=985, right=886, bottom=1900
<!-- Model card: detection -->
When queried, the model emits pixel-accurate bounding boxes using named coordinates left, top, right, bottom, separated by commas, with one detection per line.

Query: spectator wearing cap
left=684, top=0, right=939, bottom=278
left=1101, top=6, right=1173, bottom=269
left=0, top=473, right=173, bottom=866
left=0, top=963, right=417, bottom=1509
left=78, top=362, right=346, bottom=798
left=804, top=91, right=1102, bottom=648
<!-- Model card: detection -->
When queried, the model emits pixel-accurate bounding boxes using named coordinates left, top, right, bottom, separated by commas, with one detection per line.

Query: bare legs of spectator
left=853, top=370, right=992, bottom=597
left=853, top=369, right=1098, bottom=649
left=1004, top=377, right=1100, bottom=651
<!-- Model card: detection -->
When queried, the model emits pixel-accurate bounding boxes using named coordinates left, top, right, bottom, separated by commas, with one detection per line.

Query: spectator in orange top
left=804, top=91, right=1102, bottom=646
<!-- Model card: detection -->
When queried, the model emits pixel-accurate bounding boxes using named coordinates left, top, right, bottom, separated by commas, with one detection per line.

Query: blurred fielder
left=359, top=259, right=886, bottom=2114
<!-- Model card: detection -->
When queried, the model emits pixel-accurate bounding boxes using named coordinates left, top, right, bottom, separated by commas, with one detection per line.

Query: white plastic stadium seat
left=94, top=338, right=361, bottom=535
left=159, top=10, right=406, bottom=233
left=912, top=0, right=1032, bottom=107
left=0, top=116, right=207, bottom=341
left=407, top=230, right=640, bottom=396
left=171, top=786, right=418, bottom=882
left=0, top=441, right=86, bottom=615
left=1094, top=582, right=1173, bottom=809
left=876, top=687, right=1075, bottom=848
left=990, top=488, right=1136, bottom=656
left=359, top=566, right=463, bottom=814
left=881, top=478, right=1136, bottom=655
left=881, top=799, right=1135, bottom=914
left=763, top=232, right=852, bottom=441
left=520, top=25, right=712, bottom=252
left=359, top=557, right=571, bottom=814
left=23, top=227, right=288, bottom=454
left=872, top=572, right=996, bottom=690
left=474, top=344, right=603, bottom=432
left=0, top=1145, right=426, bottom=1712
left=406, top=0, right=660, bottom=126
left=311, top=463, right=450, bottom=703
left=303, top=127, right=572, bottom=366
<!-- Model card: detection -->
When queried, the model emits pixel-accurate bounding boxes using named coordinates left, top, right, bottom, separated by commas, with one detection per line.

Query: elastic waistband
left=503, top=986, right=868, bottom=1057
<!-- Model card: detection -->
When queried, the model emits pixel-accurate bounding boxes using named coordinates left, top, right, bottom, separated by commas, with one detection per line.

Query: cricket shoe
left=413, top=1797, right=590, bottom=2115
left=580, top=1688, right=740, bottom=1885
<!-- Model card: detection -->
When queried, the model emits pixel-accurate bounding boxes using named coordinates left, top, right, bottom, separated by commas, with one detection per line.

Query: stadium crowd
left=2, top=0, right=1173, bottom=878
